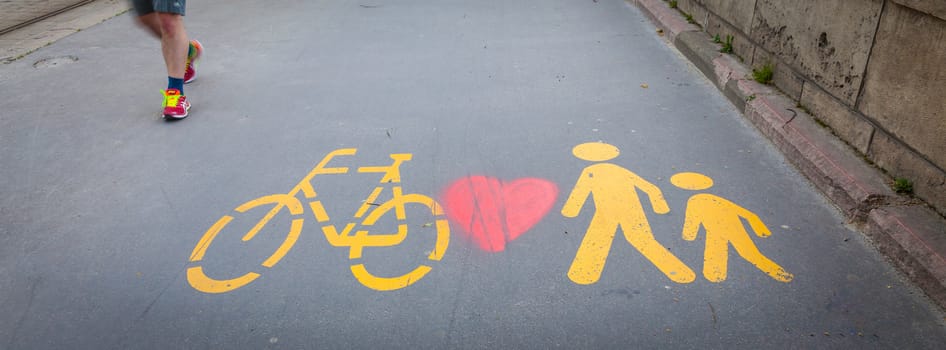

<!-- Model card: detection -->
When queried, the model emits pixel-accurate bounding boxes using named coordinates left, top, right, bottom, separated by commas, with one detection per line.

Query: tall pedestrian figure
left=562, top=142, right=695, bottom=285
left=131, top=0, right=203, bottom=120
left=671, top=172, right=793, bottom=282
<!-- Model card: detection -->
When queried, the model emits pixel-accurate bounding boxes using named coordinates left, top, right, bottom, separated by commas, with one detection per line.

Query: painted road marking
left=189, top=144, right=794, bottom=294
left=672, top=172, right=793, bottom=282
left=560, top=142, right=793, bottom=285
left=442, top=176, right=559, bottom=252
left=187, top=148, right=449, bottom=293
left=563, top=142, right=697, bottom=284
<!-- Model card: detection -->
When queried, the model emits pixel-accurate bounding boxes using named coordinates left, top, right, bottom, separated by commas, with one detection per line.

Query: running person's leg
left=184, top=38, right=203, bottom=84
left=132, top=0, right=202, bottom=81
left=131, top=0, right=160, bottom=37
left=130, top=0, right=199, bottom=119
left=157, top=10, right=191, bottom=119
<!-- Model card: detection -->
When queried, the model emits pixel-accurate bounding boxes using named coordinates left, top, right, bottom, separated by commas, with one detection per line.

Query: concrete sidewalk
left=630, top=0, right=946, bottom=312
left=0, top=0, right=93, bottom=34
left=0, top=0, right=128, bottom=63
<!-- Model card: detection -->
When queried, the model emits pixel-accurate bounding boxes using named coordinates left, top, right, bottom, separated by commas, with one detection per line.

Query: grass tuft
left=753, top=64, right=774, bottom=84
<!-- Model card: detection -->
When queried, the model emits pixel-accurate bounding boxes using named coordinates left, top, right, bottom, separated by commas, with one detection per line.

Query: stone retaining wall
left=672, top=0, right=946, bottom=216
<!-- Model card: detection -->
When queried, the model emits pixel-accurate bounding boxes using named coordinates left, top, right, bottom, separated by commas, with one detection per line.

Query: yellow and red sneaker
left=162, top=88, right=190, bottom=120
left=184, top=39, right=204, bottom=84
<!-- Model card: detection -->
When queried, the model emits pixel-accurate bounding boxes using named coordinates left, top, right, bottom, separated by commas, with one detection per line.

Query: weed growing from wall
left=720, top=35, right=734, bottom=53
left=753, top=64, right=774, bottom=84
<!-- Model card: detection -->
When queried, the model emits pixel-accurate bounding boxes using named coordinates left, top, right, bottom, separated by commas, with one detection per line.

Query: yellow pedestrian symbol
left=671, top=172, right=793, bottom=283
left=562, top=142, right=696, bottom=285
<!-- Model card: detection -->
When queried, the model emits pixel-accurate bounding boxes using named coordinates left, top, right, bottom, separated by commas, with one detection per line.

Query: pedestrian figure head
left=670, top=172, right=714, bottom=191
left=572, top=142, right=620, bottom=162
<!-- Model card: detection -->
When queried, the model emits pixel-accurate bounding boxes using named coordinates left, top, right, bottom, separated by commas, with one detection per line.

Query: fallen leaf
left=640, top=83, right=649, bottom=89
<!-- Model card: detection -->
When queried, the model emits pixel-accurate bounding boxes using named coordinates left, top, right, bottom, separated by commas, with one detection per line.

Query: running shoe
left=184, top=39, right=204, bottom=84
left=163, top=88, right=190, bottom=119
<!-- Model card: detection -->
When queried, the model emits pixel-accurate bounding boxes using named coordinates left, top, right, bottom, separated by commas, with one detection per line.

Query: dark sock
left=168, top=77, right=184, bottom=94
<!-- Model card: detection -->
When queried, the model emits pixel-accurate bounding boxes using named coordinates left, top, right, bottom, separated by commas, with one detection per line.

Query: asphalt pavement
left=1, top=0, right=945, bottom=349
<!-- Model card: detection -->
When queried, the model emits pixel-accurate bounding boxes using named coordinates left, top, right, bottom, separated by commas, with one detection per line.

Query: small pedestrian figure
left=562, top=142, right=696, bottom=285
left=671, top=172, right=793, bottom=282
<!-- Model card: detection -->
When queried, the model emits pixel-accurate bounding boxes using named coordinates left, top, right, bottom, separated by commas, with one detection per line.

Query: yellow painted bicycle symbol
left=186, top=148, right=450, bottom=293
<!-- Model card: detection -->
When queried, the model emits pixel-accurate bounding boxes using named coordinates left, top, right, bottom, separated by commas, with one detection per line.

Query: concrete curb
left=633, top=0, right=700, bottom=42
left=866, top=207, right=946, bottom=307
left=630, top=0, right=946, bottom=311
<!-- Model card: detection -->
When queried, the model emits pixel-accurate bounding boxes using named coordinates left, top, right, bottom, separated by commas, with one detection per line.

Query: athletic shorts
left=130, top=0, right=186, bottom=16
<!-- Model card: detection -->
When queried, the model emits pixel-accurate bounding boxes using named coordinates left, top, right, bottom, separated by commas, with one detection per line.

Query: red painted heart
left=441, top=176, right=558, bottom=252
